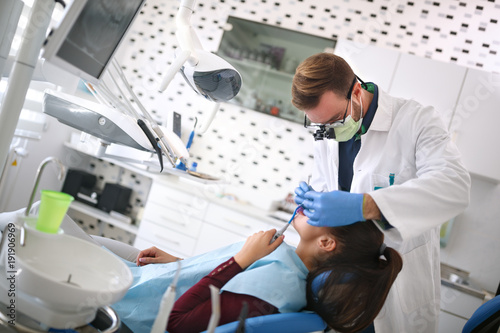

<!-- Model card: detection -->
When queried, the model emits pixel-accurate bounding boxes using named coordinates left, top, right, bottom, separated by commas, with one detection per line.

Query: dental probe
left=270, top=204, right=302, bottom=244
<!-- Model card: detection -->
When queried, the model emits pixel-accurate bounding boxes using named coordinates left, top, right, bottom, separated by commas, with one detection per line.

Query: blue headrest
left=462, top=295, right=500, bottom=333
left=311, top=271, right=331, bottom=301
left=201, top=312, right=326, bottom=333
left=311, top=270, right=354, bottom=302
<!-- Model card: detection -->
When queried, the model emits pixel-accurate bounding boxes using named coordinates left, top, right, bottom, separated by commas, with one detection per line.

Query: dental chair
left=462, top=295, right=500, bottom=333
left=0, top=208, right=327, bottom=333
left=202, top=312, right=327, bottom=333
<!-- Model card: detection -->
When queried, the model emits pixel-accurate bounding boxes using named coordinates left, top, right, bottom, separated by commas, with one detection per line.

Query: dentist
left=293, top=52, right=470, bottom=333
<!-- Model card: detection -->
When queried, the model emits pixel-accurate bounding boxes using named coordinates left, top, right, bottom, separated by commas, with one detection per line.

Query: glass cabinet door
left=217, top=16, right=336, bottom=124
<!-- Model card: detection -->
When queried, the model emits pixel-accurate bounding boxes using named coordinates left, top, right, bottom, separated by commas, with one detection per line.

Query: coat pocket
left=371, top=167, right=414, bottom=190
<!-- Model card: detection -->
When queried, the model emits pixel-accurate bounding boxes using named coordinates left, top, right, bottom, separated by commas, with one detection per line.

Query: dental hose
left=151, top=260, right=182, bottom=333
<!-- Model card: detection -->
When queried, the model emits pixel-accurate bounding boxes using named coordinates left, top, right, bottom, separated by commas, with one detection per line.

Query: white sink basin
left=9, top=222, right=133, bottom=313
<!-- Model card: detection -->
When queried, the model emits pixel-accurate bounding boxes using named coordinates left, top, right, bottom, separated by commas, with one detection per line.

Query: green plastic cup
left=36, top=190, right=74, bottom=234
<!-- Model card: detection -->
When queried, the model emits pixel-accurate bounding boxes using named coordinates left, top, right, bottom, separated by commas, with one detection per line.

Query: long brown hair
left=306, top=221, right=403, bottom=333
left=292, top=52, right=355, bottom=110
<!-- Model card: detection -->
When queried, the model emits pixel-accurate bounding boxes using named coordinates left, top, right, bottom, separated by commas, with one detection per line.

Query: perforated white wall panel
left=115, top=0, right=500, bottom=204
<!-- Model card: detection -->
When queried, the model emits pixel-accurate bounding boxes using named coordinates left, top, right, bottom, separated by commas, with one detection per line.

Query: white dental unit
left=0, top=0, right=242, bottom=331
left=40, top=0, right=241, bottom=174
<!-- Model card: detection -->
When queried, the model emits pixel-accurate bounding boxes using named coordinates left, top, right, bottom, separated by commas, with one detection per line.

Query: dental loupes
left=270, top=205, right=302, bottom=244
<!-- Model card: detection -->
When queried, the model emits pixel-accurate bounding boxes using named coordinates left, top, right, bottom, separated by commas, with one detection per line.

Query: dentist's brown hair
left=292, top=52, right=355, bottom=110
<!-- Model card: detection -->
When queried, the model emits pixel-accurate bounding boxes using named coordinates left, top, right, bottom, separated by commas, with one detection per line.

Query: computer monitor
left=42, top=0, right=145, bottom=84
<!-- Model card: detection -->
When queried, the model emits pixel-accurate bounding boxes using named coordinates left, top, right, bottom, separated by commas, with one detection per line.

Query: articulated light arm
left=159, top=0, right=242, bottom=134
left=158, top=0, right=200, bottom=93
left=175, top=0, right=203, bottom=66
left=158, top=49, right=191, bottom=93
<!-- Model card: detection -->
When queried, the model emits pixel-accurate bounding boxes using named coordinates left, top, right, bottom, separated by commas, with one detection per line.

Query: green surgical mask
left=332, top=96, right=363, bottom=142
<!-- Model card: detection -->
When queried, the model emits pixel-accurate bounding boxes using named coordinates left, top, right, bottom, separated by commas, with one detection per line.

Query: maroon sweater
left=167, top=257, right=279, bottom=333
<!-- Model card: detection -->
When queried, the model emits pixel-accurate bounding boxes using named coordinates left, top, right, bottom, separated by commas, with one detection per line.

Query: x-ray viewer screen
left=56, top=0, right=143, bottom=79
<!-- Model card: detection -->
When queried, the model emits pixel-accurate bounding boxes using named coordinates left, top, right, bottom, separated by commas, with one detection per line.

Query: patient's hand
left=136, top=246, right=182, bottom=266
left=234, top=229, right=283, bottom=270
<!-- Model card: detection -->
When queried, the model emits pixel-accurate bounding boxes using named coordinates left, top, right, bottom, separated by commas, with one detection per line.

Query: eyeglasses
left=303, top=75, right=366, bottom=140
left=303, top=99, right=350, bottom=130
left=304, top=75, right=364, bottom=127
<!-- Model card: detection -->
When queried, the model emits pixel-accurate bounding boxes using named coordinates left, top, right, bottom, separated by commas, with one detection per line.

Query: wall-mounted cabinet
left=451, top=69, right=500, bottom=183
left=331, top=39, right=500, bottom=184
left=333, top=39, right=468, bottom=132
left=217, top=16, right=335, bottom=124
left=333, top=39, right=400, bottom=92
left=388, top=53, right=467, bottom=128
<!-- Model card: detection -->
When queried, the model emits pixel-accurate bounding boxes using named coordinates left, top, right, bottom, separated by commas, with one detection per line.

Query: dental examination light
left=159, top=0, right=242, bottom=134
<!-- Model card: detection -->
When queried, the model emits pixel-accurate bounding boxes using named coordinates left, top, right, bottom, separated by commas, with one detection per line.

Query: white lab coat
left=310, top=89, right=471, bottom=333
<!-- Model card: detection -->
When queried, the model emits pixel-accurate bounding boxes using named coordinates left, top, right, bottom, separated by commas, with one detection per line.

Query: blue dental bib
left=111, top=242, right=308, bottom=333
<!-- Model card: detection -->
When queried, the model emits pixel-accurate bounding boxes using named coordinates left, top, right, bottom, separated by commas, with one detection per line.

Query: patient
left=0, top=205, right=402, bottom=333
left=119, top=207, right=403, bottom=333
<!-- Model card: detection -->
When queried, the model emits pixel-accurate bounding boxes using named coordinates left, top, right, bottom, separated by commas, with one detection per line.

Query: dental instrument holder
left=108, top=59, right=183, bottom=170
left=137, top=119, right=164, bottom=172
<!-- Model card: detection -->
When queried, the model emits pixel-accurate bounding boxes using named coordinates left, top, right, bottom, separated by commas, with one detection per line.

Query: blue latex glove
left=302, top=190, right=366, bottom=227
left=294, top=181, right=312, bottom=205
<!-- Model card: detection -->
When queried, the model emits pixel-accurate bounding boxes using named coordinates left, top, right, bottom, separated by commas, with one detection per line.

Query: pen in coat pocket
left=389, top=173, right=395, bottom=186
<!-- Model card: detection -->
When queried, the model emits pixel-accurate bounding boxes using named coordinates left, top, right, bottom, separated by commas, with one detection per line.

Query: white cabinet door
left=204, top=204, right=271, bottom=237
left=193, top=222, right=246, bottom=256
left=135, top=219, right=197, bottom=257
left=147, top=182, right=209, bottom=219
left=450, top=69, right=500, bottom=182
left=142, top=200, right=203, bottom=238
left=334, top=38, right=401, bottom=92
left=438, top=310, right=467, bottom=333
left=388, top=53, right=467, bottom=127
left=440, top=284, right=484, bottom=320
